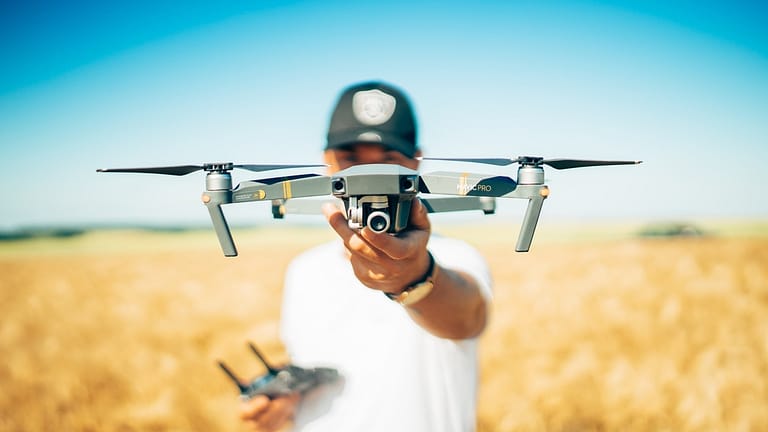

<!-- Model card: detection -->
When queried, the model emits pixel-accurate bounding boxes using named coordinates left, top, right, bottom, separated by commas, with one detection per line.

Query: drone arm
left=272, top=198, right=343, bottom=218
left=419, top=171, right=518, bottom=197
left=272, top=196, right=496, bottom=217
left=420, top=196, right=496, bottom=214
left=420, top=171, right=551, bottom=251
left=233, top=175, right=332, bottom=203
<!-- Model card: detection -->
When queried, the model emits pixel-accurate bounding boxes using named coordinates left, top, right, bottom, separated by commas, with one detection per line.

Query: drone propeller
left=418, top=157, right=518, bottom=166
left=419, top=156, right=641, bottom=170
left=537, top=158, right=642, bottom=170
left=96, top=163, right=326, bottom=176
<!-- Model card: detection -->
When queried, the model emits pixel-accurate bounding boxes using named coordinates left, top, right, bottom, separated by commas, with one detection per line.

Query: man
left=240, top=81, right=492, bottom=431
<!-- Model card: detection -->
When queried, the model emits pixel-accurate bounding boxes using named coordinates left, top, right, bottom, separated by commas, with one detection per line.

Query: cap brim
left=326, top=129, right=417, bottom=158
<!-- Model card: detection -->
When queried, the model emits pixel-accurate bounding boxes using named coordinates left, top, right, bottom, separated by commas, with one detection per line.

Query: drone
left=217, top=342, right=339, bottom=400
left=97, top=156, right=641, bottom=256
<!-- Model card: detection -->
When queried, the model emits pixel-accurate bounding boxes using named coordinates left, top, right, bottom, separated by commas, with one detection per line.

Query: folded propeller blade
left=419, top=156, right=641, bottom=170
left=96, top=165, right=204, bottom=176
left=234, top=164, right=327, bottom=172
left=418, top=157, right=519, bottom=166
left=97, top=163, right=327, bottom=176
left=541, top=159, right=642, bottom=170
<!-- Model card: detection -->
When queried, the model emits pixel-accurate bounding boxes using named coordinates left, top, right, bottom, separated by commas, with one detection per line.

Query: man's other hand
left=240, top=394, right=300, bottom=432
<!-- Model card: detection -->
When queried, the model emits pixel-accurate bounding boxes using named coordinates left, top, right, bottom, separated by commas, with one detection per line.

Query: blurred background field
left=1, top=219, right=767, bottom=431
left=3, top=2, right=767, bottom=430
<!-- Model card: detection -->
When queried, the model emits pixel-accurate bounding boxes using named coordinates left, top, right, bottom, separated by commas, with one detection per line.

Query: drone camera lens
left=367, top=211, right=390, bottom=233
left=401, top=177, right=415, bottom=192
left=332, top=179, right=345, bottom=194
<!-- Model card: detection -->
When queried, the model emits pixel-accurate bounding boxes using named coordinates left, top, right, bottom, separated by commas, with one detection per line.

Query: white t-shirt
left=280, top=234, right=492, bottom=432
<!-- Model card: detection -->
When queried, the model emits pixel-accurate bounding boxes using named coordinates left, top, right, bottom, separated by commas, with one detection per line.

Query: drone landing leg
left=516, top=194, right=545, bottom=252
left=206, top=204, right=238, bottom=257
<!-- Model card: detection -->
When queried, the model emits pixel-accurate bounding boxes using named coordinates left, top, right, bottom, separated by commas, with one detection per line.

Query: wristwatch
left=385, top=251, right=437, bottom=306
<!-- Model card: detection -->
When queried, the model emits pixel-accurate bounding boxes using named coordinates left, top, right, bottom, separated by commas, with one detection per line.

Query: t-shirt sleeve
left=429, top=235, right=493, bottom=301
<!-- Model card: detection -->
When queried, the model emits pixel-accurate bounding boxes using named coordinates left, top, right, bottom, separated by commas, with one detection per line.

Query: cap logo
left=352, top=89, right=396, bottom=126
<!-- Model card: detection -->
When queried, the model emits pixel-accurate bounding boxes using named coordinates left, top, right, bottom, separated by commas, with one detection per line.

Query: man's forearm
left=404, top=265, right=488, bottom=340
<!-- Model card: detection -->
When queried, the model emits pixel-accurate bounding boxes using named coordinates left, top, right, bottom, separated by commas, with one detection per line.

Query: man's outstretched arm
left=323, top=199, right=488, bottom=340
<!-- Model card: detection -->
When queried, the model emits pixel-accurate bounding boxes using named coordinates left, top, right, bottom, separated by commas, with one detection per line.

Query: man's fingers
left=323, top=203, right=385, bottom=260
left=240, top=394, right=299, bottom=432
left=408, top=198, right=431, bottom=231
left=240, top=395, right=270, bottom=421
left=361, top=228, right=427, bottom=260
left=349, top=254, right=390, bottom=283
left=360, top=200, right=430, bottom=259
left=323, top=203, right=353, bottom=243
left=255, top=394, right=299, bottom=431
left=323, top=199, right=430, bottom=264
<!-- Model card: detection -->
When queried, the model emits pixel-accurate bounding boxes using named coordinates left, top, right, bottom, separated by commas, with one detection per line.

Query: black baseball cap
left=325, top=81, right=418, bottom=158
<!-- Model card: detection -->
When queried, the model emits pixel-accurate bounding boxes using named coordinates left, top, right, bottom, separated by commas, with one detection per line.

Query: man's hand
left=323, top=197, right=489, bottom=339
left=240, top=394, right=300, bottom=432
left=322, top=198, right=432, bottom=295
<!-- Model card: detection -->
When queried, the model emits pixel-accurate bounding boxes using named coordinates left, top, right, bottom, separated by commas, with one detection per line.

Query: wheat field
left=1, top=222, right=767, bottom=431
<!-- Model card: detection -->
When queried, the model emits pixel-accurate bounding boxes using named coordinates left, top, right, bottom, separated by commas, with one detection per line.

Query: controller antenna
left=248, top=342, right=279, bottom=376
left=217, top=360, right=249, bottom=394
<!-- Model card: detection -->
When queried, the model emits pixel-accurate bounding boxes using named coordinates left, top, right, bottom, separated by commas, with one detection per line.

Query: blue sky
left=1, top=0, right=766, bottom=230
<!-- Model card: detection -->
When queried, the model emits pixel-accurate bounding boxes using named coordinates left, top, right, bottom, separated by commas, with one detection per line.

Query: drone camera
left=345, top=195, right=406, bottom=233
left=400, top=175, right=417, bottom=192
left=331, top=178, right=346, bottom=195
left=367, top=211, right=391, bottom=233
